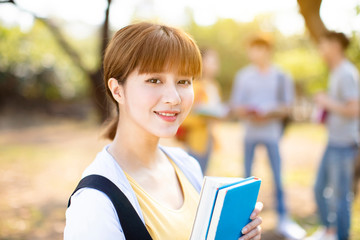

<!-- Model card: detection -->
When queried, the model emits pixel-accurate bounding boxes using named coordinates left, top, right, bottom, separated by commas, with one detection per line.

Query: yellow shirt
left=125, top=161, right=200, bottom=240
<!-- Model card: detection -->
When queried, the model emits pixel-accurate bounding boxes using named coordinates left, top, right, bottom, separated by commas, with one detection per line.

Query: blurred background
left=0, top=0, right=359, bottom=239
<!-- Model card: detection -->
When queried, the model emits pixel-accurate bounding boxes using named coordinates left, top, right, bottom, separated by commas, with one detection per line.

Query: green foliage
left=0, top=20, right=92, bottom=102
left=348, top=32, right=360, bottom=71
left=2, top=14, right=359, bottom=105
left=186, top=18, right=263, bottom=99
left=274, top=36, right=328, bottom=96
left=356, top=4, right=360, bottom=15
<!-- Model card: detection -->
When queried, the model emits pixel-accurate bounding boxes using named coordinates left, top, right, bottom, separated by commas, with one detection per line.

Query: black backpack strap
left=276, top=71, right=286, bottom=103
left=68, top=174, right=152, bottom=240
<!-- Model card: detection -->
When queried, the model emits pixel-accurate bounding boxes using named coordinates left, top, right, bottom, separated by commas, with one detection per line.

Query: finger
left=250, top=202, right=263, bottom=220
left=242, top=217, right=262, bottom=234
left=239, top=226, right=261, bottom=240
left=250, top=234, right=261, bottom=240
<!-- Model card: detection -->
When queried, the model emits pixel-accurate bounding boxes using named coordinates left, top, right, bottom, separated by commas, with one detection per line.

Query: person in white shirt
left=64, top=22, right=263, bottom=240
left=306, top=31, right=359, bottom=240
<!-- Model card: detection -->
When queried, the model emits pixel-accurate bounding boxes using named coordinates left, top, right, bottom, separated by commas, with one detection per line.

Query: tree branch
left=5, top=0, right=89, bottom=73
left=0, top=0, right=14, bottom=3
left=37, top=19, right=88, bottom=73
left=297, top=0, right=328, bottom=43
left=100, top=0, right=111, bottom=64
left=89, top=0, right=112, bottom=122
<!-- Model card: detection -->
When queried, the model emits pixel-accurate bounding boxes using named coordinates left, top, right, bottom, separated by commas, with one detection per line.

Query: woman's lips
left=154, top=111, right=179, bottom=122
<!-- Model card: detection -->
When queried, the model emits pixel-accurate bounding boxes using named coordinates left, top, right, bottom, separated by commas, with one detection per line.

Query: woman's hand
left=239, top=202, right=263, bottom=240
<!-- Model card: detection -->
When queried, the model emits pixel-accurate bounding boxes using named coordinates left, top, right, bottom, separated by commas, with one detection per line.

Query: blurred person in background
left=176, top=48, right=228, bottom=173
left=230, top=35, right=306, bottom=240
left=306, top=31, right=359, bottom=240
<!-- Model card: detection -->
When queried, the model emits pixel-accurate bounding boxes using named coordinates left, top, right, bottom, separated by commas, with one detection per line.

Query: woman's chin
left=153, top=128, right=178, bottom=139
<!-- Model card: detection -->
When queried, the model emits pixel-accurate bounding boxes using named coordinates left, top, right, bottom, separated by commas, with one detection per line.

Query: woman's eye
left=147, top=79, right=161, bottom=84
left=178, top=80, right=192, bottom=85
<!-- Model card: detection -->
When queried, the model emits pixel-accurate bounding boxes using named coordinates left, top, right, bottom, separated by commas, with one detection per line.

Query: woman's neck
left=108, top=118, right=162, bottom=173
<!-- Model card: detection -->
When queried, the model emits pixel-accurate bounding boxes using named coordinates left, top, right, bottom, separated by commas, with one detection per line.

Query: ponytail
left=103, top=103, right=119, bottom=140
left=103, top=116, right=119, bottom=140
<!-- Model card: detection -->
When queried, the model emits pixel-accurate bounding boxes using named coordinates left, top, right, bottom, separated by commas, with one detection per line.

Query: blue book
left=206, top=177, right=261, bottom=240
left=190, top=177, right=244, bottom=240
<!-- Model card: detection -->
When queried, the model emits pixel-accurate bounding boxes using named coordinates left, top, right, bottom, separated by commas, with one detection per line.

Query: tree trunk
left=6, top=0, right=113, bottom=122
left=297, top=0, right=328, bottom=42
left=89, top=70, right=110, bottom=122
left=89, top=0, right=113, bottom=122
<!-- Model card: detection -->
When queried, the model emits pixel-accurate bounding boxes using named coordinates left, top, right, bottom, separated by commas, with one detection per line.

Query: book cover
left=190, top=177, right=244, bottom=240
left=206, top=177, right=261, bottom=240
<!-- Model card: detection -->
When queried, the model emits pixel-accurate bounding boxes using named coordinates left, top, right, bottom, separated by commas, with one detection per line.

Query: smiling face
left=115, top=70, right=194, bottom=138
left=103, top=23, right=202, bottom=140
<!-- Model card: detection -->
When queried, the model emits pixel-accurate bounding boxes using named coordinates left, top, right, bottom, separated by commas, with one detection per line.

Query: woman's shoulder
left=64, top=145, right=142, bottom=239
left=75, top=145, right=143, bottom=210
left=82, top=145, right=119, bottom=176
left=64, top=187, right=125, bottom=240
left=82, top=146, right=135, bottom=191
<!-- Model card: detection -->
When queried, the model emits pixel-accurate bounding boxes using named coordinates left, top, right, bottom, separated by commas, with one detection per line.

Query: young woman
left=64, top=22, right=263, bottom=240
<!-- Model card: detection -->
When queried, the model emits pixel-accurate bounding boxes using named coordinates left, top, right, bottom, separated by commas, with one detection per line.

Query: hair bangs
left=136, top=26, right=202, bottom=79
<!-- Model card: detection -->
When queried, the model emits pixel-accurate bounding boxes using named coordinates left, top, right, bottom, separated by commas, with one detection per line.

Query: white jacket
left=64, top=145, right=203, bottom=240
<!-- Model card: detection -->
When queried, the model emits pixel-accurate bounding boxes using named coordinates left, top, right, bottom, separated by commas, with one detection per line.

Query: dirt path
left=0, top=118, right=359, bottom=239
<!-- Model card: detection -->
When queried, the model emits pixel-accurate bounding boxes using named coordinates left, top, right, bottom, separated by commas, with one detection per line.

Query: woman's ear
left=108, top=78, right=125, bottom=104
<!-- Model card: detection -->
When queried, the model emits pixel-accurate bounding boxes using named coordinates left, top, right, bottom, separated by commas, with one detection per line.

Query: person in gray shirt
left=307, top=32, right=359, bottom=240
left=230, top=35, right=305, bottom=240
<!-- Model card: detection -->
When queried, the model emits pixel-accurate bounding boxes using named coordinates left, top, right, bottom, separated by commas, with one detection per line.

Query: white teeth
left=157, top=112, right=176, bottom=117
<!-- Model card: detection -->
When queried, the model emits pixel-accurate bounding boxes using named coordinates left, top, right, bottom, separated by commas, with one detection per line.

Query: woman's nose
left=162, top=83, right=181, bottom=105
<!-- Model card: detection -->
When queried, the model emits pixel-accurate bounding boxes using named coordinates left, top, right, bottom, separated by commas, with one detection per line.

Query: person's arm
left=231, top=106, right=252, bottom=119
left=251, top=72, right=294, bottom=123
left=230, top=103, right=288, bottom=123
left=240, top=105, right=289, bottom=125
left=64, top=189, right=126, bottom=240
left=239, top=202, right=263, bottom=240
left=260, top=105, right=290, bottom=120
left=315, top=71, right=359, bottom=118
left=315, top=93, right=358, bottom=118
left=231, top=103, right=288, bottom=121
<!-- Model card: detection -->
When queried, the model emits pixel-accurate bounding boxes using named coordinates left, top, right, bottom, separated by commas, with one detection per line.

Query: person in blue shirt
left=230, top=35, right=305, bottom=240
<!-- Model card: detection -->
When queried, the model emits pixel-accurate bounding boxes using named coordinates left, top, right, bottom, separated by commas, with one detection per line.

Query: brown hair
left=103, top=22, right=202, bottom=140
left=248, top=34, right=273, bottom=49
left=322, top=31, right=350, bottom=50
